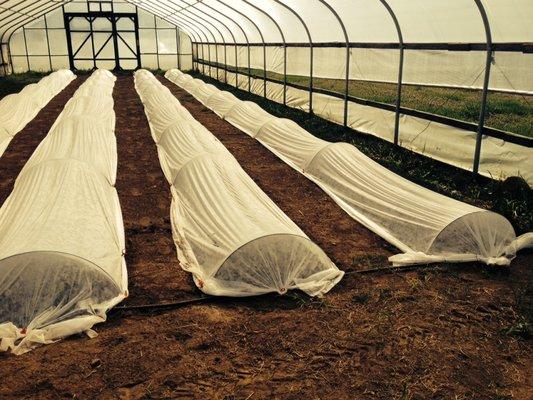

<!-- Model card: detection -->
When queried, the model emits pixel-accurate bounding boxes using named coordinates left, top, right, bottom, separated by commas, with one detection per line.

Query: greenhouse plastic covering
left=0, top=70, right=127, bottom=355
left=0, top=70, right=75, bottom=157
left=110, top=0, right=533, bottom=94
left=2, top=1, right=532, bottom=92
left=197, top=68, right=533, bottom=186
left=166, top=68, right=533, bottom=267
left=135, top=69, right=343, bottom=297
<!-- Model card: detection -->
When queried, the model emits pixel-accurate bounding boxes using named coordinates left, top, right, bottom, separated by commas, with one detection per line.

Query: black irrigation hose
left=113, top=295, right=212, bottom=312
left=345, top=263, right=443, bottom=275
left=111, top=263, right=444, bottom=314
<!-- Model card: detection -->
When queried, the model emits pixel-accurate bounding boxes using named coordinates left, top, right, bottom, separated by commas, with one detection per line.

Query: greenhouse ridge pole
left=271, top=0, right=314, bottom=113
left=318, top=0, right=350, bottom=127
left=472, top=0, right=493, bottom=175
left=377, top=0, right=404, bottom=146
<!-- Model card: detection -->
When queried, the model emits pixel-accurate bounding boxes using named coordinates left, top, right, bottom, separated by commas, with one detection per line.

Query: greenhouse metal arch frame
left=127, top=0, right=532, bottom=172
left=1, top=1, right=532, bottom=174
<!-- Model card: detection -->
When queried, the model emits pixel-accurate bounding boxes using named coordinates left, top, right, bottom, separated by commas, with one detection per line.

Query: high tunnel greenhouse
left=0, top=0, right=531, bottom=376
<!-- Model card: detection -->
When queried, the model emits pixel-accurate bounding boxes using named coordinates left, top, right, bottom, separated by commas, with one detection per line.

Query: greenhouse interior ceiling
left=1, top=3, right=533, bottom=397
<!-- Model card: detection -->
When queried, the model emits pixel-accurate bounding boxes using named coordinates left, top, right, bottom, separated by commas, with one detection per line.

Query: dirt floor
left=0, top=75, right=531, bottom=400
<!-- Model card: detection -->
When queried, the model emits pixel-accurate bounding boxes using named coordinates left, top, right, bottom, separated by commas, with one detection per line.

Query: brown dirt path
left=158, top=76, right=394, bottom=272
left=113, top=75, right=198, bottom=305
left=0, top=75, right=530, bottom=400
left=0, top=76, right=86, bottom=205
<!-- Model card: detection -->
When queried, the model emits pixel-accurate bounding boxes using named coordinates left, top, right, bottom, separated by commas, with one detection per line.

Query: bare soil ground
left=0, top=75, right=531, bottom=400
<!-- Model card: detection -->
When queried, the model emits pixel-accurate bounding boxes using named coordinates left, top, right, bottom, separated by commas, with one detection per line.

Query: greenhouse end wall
left=2, top=1, right=193, bottom=74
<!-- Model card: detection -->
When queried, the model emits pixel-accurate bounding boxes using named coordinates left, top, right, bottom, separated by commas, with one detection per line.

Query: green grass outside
left=191, top=70, right=532, bottom=235
left=209, top=65, right=533, bottom=138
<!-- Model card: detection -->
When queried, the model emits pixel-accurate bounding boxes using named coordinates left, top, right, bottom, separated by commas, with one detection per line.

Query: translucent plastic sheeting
left=124, top=0, right=533, bottom=43
left=0, top=70, right=127, bottom=355
left=167, top=69, right=533, bottom=267
left=0, top=70, right=75, bottom=157
left=135, top=69, right=342, bottom=297
left=117, top=0, right=533, bottom=94
left=192, top=67, right=533, bottom=186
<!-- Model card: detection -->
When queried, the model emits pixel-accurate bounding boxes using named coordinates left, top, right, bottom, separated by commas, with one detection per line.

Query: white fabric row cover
left=135, top=69, right=343, bottom=297
left=197, top=66, right=533, bottom=186
left=166, top=69, right=533, bottom=267
left=0, top=69, right=75, bottom=158
left=0, top=69, right=127, bottom=355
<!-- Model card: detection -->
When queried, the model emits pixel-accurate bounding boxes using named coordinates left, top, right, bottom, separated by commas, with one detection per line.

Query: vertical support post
left=377, top=0, right=404, bottom=146
left=207, top=42, right=212, bottom=78
left=263, top=43, right=267, bottom=98
left=234, top=43, right=238, bottom=87
left=202, top=42, right=205, bottom=74
left=271, top=0, right=313, bottom=112
left=193, top=42, right=197, bottom=70
left=111, top=12, right=120, bottom=70
left=89, top=16, right=96, bottom=70
left=8, top=40, right=14, bottom=74
left=283, top=43, right=287, bottom=105
left=224, top=42, right=228, bottom=83
left=133, top=7, right=141, bottom=69
left=310, top=43, right=314, bottom=113
left=343, top=44, right=350, bottom=127
left=472, top=0, right=493, bottom=175
left=44, top=13, right=53, bottom=71
left=393, top=45, right=404, bottom=145
left=0, top=45, right=5, bottom=75
left=22, top=26, right=30, bottom=71
left=0, top=44, right=7, bottom=76
left=176, top=28, right=181, bottom=70
left=318, top=1, right=350, bottom=127
left=63, top=8, right=75, bottom=71
left=214, top=41, right=219, bottom=79
left=154, top=15, right=160, bottom=70
left=248, top=43, right=251, bottom=92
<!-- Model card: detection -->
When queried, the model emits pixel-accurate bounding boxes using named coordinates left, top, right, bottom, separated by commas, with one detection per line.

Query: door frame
left=63, top=9, right=141, bottom=71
